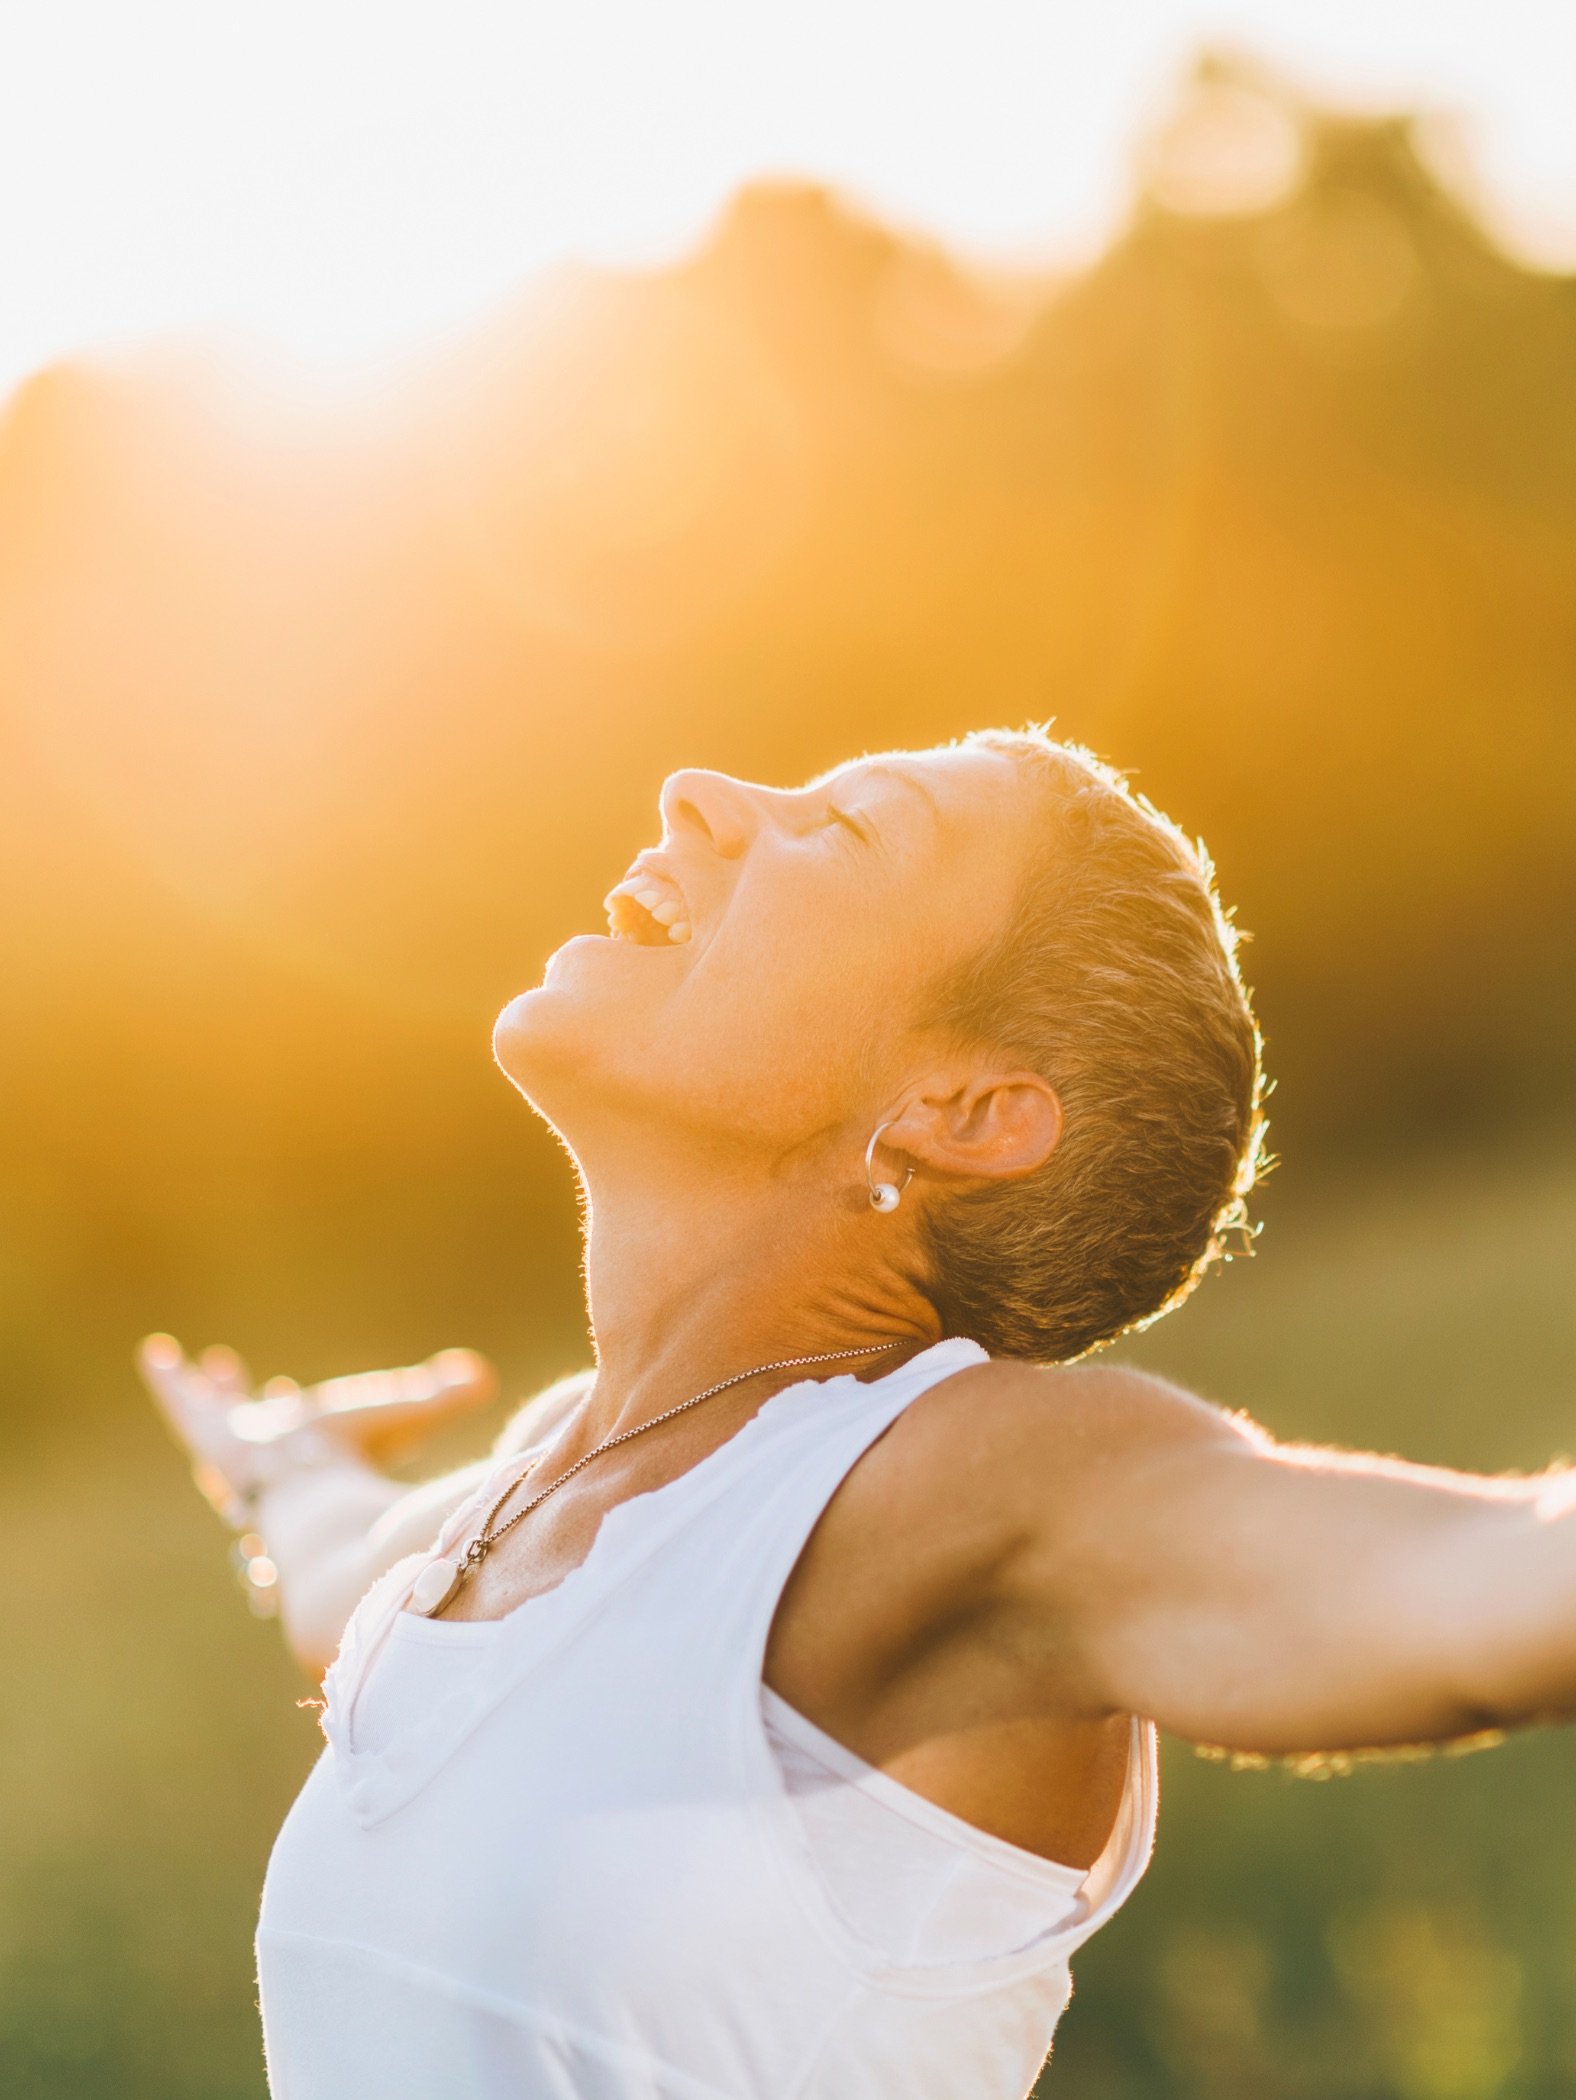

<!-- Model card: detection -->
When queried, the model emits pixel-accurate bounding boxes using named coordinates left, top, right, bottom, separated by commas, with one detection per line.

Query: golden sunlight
left=1, top=0, right=1574, bottom=399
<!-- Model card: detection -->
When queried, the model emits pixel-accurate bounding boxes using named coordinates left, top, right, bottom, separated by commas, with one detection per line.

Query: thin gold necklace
left=407, top=1340, right=906, bottom=1618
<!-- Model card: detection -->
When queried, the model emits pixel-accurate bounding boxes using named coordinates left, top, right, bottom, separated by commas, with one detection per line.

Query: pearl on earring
left=864, top=1122, right=914, bottom=1214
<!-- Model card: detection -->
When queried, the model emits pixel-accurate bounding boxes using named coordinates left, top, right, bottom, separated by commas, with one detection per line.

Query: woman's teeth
left=604, top=880, right=693, bottom=946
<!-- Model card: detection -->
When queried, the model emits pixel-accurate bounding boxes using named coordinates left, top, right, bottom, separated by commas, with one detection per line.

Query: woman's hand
left=135, top=1333, right=498, bottom=1525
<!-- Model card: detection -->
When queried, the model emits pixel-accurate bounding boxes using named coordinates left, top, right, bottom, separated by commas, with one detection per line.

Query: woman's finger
left=136, top=1332, right=198, bottom=1437
left=309, top=1348, right=498, bottom=1453
left=200, top=1342, right=254, bottom=1397
left=136, top=1334, right=316, bottom=1522
left=137, top=1332, right=498, bottom=1471
left=135, top=1334, right=232, bottom=1459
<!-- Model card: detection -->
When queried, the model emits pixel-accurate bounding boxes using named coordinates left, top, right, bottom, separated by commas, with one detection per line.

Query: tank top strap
left=765, top=1332, right=990, bottom=1591
left=678, top=1334, right=991, bottom=1668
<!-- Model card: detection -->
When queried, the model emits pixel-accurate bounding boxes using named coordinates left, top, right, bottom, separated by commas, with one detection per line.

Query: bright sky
left=1, top=0, right=1573, bottom=398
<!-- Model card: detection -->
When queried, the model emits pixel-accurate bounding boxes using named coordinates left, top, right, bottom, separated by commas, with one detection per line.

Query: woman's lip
left=602, top=854, right=697, bottom=941
left=600, top=873, right=698, bottom=948
left=619, top=855, right=691, bottom=909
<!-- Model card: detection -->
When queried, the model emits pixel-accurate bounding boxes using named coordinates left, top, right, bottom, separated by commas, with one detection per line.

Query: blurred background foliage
left=2, top=53, right=1574, bottom=2099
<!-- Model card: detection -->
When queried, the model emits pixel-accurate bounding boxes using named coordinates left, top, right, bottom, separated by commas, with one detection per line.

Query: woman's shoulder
left=902, top=1348, right=1258, bottom=1485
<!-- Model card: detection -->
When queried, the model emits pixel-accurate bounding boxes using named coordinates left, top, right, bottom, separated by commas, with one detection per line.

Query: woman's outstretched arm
left=972, top=1359, right=1576, bottom=1755
left=136, top=1336, right=590, bottom=1677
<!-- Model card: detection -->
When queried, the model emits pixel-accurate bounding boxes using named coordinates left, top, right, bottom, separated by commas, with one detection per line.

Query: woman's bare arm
left=973, top=1360, right=1576, bottom=1755
left=252, top=1451, right=490, bottom=1676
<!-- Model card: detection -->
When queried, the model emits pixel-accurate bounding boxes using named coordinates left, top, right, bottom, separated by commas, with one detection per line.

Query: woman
left=140, top=728, right=1576, bottom=2098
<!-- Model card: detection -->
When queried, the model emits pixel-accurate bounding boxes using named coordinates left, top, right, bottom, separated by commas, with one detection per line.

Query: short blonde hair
left=918, top=727, right=1270, bottom=1362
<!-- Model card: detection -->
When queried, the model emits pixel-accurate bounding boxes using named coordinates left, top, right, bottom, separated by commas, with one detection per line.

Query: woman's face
left=494, top=741, right=1037, bottom=1163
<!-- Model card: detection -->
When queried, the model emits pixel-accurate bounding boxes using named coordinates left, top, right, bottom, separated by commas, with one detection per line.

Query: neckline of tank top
left=326, top=1335, right=990, bottom=1800
left=391, top=1334, right=989, bottom=1645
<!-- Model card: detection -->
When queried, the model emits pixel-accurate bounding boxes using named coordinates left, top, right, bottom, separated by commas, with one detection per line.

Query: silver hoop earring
left=865, top=1123, right=914, bottom=1214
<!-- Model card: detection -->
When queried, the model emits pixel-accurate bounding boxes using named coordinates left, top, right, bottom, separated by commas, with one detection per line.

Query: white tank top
left=256, top=1337, right=1159, bottom=2099
left=349, top=1632, right=1092, bottom=1969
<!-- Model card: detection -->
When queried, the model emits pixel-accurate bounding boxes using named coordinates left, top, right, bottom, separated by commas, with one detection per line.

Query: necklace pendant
left=409, top=1551, right=469, bottom=1618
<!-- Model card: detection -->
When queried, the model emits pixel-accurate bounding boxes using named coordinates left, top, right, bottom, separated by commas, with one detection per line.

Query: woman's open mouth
left=601, top=864, right=692, bottom=947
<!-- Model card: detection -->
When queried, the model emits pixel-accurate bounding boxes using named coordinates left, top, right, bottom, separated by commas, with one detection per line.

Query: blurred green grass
left=3, top=1130, right=1575, bottom=2096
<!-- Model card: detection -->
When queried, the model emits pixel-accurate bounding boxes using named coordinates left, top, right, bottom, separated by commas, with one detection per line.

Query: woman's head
left=495, top=727, right=1267, bottom=1362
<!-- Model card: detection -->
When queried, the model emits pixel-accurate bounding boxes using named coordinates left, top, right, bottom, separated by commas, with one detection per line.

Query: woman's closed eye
left=824, top=805, right=875, bottom=848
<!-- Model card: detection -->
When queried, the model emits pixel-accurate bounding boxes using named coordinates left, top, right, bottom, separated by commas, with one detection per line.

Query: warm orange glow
left=2, top=5, right=1575, bottom=401
left=4, top=33, right=1575, bottom=2098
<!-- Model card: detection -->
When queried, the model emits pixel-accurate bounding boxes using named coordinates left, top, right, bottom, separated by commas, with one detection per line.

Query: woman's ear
left=883, top=1072, right=1063, bottom=1187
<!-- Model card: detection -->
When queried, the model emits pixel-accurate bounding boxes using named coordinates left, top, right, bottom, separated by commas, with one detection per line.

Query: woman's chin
left=491, top=937, right=652, bottom=1081
left=491, top=979, right=567, bottom=1078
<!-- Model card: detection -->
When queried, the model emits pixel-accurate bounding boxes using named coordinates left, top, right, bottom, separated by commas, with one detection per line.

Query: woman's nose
left=659, top=769, right=765, bottom=860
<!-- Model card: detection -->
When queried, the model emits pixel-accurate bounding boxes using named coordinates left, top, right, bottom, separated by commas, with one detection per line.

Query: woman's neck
left=574, top=1153, right=941, bottom=1441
